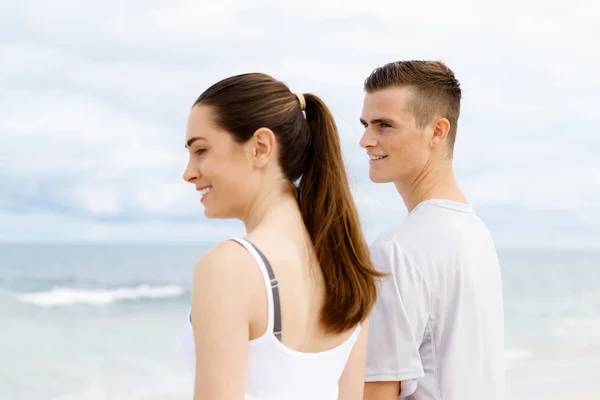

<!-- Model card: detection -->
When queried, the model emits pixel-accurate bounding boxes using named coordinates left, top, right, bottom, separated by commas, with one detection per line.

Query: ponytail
left=298, top=93, right=384, bottom=333
left=195, top=72, right=382, bottom=333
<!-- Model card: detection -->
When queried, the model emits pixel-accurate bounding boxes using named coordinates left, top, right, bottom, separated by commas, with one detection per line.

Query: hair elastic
left=294, top=93, right=306, bottom=111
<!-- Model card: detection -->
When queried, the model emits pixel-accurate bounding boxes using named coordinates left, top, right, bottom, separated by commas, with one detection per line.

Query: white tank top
left=182, top=237, right=361, bottom=400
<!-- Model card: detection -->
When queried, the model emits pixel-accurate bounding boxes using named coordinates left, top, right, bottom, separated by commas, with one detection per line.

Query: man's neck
left=394, top=160, right=467, bottom=213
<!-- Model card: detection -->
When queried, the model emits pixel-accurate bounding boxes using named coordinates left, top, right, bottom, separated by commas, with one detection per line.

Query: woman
left=181, top=73, right=382, bottom=399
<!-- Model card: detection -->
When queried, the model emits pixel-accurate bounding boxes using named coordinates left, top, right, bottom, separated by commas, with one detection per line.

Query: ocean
left=1, top=243, right=599, bottom=399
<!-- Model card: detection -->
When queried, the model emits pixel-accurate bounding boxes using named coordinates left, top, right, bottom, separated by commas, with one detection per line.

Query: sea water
left=1, top=243, right=599, bottom=399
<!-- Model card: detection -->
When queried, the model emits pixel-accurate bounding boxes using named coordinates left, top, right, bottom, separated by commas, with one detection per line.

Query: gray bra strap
left=233, top=239, right=282, bottom=342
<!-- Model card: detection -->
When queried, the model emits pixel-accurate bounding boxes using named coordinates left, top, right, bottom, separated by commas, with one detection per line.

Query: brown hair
left=364, top=60, right=462, bottom=156
left=195, top=73, right=383, bottom=333
left=194, top=73, right=380, bottom=332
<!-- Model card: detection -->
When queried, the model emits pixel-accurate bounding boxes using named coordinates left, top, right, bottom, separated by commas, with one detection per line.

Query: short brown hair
left=364, top=60, right=462, bottom=156
left=195, top=73, right=383, bottom=333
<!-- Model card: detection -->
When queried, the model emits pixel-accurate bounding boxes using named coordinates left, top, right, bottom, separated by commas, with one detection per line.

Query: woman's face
left=182, top=105, right=257, bottom=219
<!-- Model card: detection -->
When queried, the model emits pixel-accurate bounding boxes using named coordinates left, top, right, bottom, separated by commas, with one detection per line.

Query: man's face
left=359, top=87, right=432, bottom=185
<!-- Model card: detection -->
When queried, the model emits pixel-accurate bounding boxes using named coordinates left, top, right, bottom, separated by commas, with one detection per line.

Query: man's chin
left=368, top=173, right=393, bottom=184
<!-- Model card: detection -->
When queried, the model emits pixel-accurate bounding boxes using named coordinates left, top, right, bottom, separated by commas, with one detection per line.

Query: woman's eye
left=195, top=148, right=205, bottom=155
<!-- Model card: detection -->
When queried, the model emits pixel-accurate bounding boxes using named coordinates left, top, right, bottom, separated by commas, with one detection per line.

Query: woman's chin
left=203, top=207, right=216, bottom=219
left=202, top=207, right=229, bottom=220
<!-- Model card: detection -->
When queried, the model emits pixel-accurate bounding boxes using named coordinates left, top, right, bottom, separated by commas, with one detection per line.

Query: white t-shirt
left=365, top=199, right=505, bottom=400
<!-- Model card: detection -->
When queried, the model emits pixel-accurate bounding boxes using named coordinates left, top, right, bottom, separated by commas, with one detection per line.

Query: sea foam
left=17, top=284, right=186, bottom=307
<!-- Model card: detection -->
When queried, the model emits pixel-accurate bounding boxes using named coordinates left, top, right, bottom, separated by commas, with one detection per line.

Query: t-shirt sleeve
left=365, top=239, right=431, bottom=385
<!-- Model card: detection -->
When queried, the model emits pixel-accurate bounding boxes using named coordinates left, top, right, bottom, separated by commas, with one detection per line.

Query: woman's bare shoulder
left=191, top=239, right=263, bottom=299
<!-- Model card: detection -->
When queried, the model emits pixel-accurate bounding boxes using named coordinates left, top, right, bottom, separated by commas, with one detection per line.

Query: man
left=360, top=60, right=505, bottom=400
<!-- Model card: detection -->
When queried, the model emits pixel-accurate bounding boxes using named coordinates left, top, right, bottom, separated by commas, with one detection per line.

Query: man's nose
left=359, top=129, right=376, bottom=149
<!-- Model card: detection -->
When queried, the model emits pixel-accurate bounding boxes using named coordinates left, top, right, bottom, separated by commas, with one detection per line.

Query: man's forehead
left=362, top=88, right=412, bottom=120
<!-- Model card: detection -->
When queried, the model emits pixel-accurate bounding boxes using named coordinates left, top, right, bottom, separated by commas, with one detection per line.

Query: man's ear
left=252, top=127, right=276, bottom=168
left=430, top=117, right=450, bottom=149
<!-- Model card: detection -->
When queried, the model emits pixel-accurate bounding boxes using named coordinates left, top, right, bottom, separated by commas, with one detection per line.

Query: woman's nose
left=182, top=161, right=198, bottom=183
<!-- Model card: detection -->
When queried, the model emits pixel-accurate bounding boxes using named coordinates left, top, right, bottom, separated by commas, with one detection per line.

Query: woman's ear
left=252, top=127, right=276, bottom=168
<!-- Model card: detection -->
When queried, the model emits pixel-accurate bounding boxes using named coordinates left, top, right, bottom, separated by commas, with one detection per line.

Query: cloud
left=0, top=0, right=598, bottom=248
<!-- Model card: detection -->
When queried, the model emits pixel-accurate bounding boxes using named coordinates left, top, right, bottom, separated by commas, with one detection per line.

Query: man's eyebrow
left=185, top=136, right=205, bottom=148
left=360, top=117, right=396, bottom=125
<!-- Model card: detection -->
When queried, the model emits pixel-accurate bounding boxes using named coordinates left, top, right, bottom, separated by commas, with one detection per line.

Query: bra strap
left=231, top=238, right=282, bottom=341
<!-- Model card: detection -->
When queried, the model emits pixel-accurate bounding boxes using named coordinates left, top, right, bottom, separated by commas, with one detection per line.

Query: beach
left=529, top=392, right=600, bottom=400
left=1, top=244, right=599, bottom=399
left=507, top=357, right=600, bottom=399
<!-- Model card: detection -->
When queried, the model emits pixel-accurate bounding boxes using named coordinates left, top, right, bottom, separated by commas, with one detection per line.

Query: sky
left=0, top=0, right=598, bottom=249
